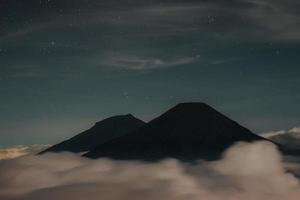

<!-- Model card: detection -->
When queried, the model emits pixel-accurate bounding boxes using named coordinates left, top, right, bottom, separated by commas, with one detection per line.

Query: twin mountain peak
left=40, top=102, right=297, bottom=161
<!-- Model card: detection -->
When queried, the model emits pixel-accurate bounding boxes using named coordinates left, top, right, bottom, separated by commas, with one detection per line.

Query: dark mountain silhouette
left=40, top=114, right=145, bottom=154
left=84, top=103, right=271, bottom=161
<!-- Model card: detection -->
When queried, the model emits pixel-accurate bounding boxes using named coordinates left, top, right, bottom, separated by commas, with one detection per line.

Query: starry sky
left=0, top=0, right=300, bottom=146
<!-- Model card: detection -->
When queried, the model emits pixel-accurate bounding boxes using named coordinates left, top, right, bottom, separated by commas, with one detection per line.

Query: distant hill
left=84, top=103, right=270, bottom=161
left=39, top=114, right=145, bottom=154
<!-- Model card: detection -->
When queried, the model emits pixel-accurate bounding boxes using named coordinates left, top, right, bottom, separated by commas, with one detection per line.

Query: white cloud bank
left=0, top=141, right=300, bottom=200
left=0, top=145, right=50, bottom=160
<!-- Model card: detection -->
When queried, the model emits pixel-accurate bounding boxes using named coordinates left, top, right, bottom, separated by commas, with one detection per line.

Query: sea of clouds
left=0, top=141, right=300, bottom=200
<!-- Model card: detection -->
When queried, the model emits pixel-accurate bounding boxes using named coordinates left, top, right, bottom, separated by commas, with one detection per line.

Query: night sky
left=0, top=0, right=299, bottom=146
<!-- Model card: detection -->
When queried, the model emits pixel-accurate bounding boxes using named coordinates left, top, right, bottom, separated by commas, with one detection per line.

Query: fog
left=0, top=142, right=300, bottom=200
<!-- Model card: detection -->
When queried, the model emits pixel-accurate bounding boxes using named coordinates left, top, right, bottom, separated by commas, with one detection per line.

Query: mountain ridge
left=84, top=103, right=270, bottom=161
left=39, top=114, right=145, bottom=154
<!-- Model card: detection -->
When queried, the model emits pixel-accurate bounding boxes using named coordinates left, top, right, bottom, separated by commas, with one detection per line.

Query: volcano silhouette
left=40, top=114, right=145, bottom=154
left=84, top=103, right=270, bottom=160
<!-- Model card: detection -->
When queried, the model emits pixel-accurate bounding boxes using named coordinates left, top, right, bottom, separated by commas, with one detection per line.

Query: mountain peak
left=168, top=102, right=215, bottom=113
left=40, top=114, right=145, bottom=154
left=174, top=102, right=211, bottom=108
left=154, top=102, right=229, bottom=127
left=84, top=102, right=268, bottom=161
left=94, top=114, right=137, bottom=125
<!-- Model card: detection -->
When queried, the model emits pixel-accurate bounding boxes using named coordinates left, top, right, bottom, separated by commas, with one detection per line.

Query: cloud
left=3, top=0, right=300, bottom=44
left=108, top=0, right=300, bottom=41
left=0, top=145, right=50, bottom=160
left=261, top=127, right=300, bottom=148
left=102, top=56, right=198, bottom=70
left=261, top=127, right=300, bottom=139
left=241, top=0, right=300, bottom=40
left=0, top=142, right=300, bottom=200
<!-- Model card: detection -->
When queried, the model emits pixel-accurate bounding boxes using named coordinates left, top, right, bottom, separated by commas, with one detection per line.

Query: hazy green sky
left=0, top=0, right=300, bottom=145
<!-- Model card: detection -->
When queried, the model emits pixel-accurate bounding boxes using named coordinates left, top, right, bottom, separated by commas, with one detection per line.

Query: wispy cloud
left=2, top=0, right=300, bottom=42
left=102, top=56, right=198, bottom=70
left=242, top=0, right=300, bottom=40
left=0, top=145, right=50, bottom=160
left=261, top=127, right=300, bottom=149
left=261, top=127, right=300, bottom=138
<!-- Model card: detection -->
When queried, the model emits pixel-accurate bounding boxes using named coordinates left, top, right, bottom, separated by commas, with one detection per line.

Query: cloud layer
left=261, top=127, right=300, bottom=149
left=0, top=145, right=50, bottom=160
left=0, top=142, right=299, bottom=200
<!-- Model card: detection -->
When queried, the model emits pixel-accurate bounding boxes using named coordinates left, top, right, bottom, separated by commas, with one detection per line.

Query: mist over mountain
left=84, top=103, right=270, bottom=161
left=40, top=115, right=145, bottom=154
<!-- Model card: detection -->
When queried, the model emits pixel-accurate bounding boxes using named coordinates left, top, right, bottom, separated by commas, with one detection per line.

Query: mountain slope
left=84, top=103, right=269, bottom=161
left=40, top=114, right=145, bottom=154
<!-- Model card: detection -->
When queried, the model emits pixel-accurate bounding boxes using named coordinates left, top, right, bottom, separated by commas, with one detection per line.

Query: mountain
left=84, top=103, right=270, bottom=161
left=40, top=114, right=145, bottom=154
